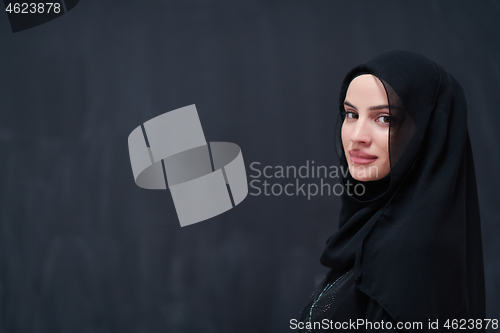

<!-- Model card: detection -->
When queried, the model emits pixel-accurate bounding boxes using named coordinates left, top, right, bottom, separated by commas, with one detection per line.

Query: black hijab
left=320, top=50, right=486, bottom=326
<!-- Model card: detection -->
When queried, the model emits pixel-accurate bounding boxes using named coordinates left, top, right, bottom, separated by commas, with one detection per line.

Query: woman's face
left=341, top=74, right=391, bottom=181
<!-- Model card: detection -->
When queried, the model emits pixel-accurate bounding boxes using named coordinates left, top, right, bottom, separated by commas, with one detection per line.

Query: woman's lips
left=349, top=150, right=378, bottom=165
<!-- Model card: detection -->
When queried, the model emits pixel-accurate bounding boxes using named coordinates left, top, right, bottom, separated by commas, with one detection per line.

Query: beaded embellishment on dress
left=304, top=269, right=353, bottom=332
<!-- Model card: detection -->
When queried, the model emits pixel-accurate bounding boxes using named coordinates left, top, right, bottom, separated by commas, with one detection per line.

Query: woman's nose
left=350, top=119, right=372, bottom=146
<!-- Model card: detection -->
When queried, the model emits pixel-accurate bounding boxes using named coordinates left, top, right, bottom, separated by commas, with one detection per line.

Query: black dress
left=299, top=269, right=401, bottom=332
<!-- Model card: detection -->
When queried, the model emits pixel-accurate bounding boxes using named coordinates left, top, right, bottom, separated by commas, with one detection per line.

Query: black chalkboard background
left=1, top=1, right=499, bottom=332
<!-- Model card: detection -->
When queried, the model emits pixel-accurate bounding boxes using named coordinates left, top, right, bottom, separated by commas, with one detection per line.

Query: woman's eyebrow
left=343, top=101, right=357, bottom=109
left=368, top=105, right=390, bottom=110
left=344, top=101, right=390, bottom=111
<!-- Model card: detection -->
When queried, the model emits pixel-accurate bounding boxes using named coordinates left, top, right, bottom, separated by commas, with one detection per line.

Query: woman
left=298, top=50, right=486, bottom=332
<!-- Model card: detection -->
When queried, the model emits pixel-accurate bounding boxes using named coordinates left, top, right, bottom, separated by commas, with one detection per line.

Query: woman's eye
left=378, top=115, right=390, bottom=124
left=345, top=111, right=358, bottom=119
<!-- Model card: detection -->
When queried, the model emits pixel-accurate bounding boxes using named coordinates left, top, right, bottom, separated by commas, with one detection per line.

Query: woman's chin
left=349, top=164, right=386, bottom=181
left=352, top=175, right=379, bottom=182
